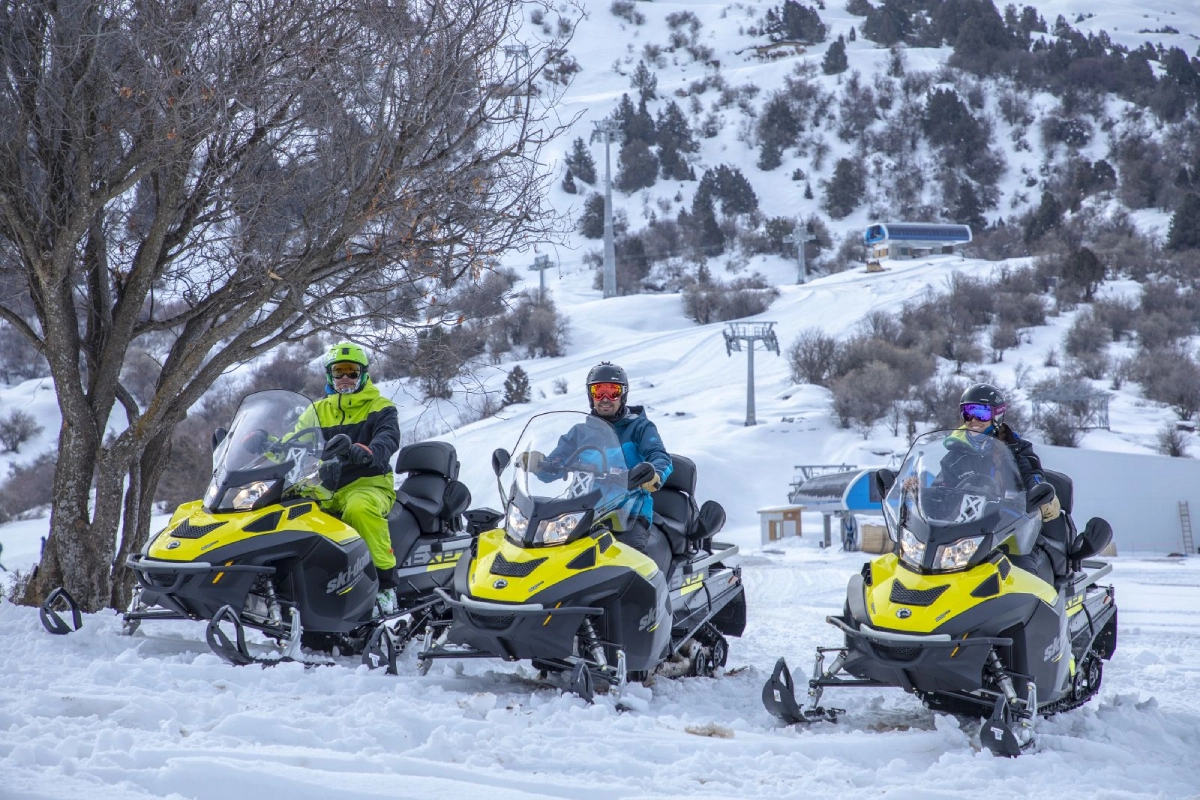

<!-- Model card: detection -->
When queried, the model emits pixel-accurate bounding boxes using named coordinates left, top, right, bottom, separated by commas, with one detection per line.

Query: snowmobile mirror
left=1026, top=482, right=1056, bottom=513
left=1071, top=517, right=1113, bottom=560
left=873, top=468, right=896, bottom=499
left=322, top=433, right=352, bottom=460
left=492, top=448, right=510, bottom=476
left=627, top=461, right=656, bottom=490
left=694, top=499, right=727, bottom=539
left=212, top=427, right=228, bottom=451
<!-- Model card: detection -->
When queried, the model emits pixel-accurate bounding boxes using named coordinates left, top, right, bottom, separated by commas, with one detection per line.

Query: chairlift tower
left=723, top=321, right=781, bottom=426
left=783, top=226, right=817, bottom=284
left=591, top=119, right=623, bottom=299
left=502, top=45, right=530, bottom=115
left=529, top=254, right=553, bottom=305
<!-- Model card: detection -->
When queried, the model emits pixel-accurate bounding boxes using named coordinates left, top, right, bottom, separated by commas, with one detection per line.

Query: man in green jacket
left=308, top=341, right=402, bottom=612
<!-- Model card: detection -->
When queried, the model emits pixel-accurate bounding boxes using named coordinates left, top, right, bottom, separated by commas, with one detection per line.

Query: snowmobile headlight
left=534, top=512, right=585, bottom=546
left=899, top=526, right=926, bottom=568
left=935, top=536, right=984, bottom=571
left=506, top=504, right=530, bottom=539
left=229, top=480, right=275, bottom=510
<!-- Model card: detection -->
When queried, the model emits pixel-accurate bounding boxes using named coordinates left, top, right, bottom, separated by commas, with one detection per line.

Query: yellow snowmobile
left=417, top=411, right=746, bottom=699
left=40, top=390, right=479, bottom=669
left=762, top=430, right=1117, bottom=756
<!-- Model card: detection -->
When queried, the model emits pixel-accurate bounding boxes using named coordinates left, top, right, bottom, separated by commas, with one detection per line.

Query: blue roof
left=864, top=223, right=972, bottom=246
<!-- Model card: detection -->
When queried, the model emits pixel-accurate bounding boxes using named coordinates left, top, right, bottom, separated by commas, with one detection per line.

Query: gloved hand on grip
left=640, top=472, right=662, bottom=492
left=347, top=442, right=374, bottom=467
left=242, top=429, right=271, bottom=455
left=1040, top=494, right=1062, bottom=521
left=516, top=450, right=544, bottom=471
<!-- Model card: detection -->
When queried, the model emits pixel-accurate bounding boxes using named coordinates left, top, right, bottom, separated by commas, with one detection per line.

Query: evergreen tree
left=631, top=60, right=658, bottom=103
left=764, top=1, right=827, bottom=43
left=861, top=0, right=910, bottom=45
left=561, top=168, right=577, bottom=194
left=1062, top=247, right=1105, bottom=300
left=822, top=35, right=848, bottom=75
left=579, top=193, right=606, bottom=239
left=613, top=94, right=655, bottom=146
left=804, top=182, right=814, bottom=200
left=1024, top=190, right=1063, bottom=243
left=824, top=158, right=865, bottom=219
left=1167, top=193, right=1200, bottom=251
left=757, top=94, right=801, bottom=171
left=689, top=190, right=725, bottom=256
left=565, top=137, right=597, bottom=185
left=699, top=164, right=759, bottom=216
left=953, top=181, right=986, bottom=231
left=655, top=101, right=698, bottom=181
left=502, top=366, right=531, bottom=407
left=848, top=25, right=857, bottom=41
left=615, top=139, right=659, bottom=192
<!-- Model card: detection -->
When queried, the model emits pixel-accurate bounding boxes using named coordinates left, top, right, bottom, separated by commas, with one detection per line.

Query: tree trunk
left=110, top=431, right=173, bottom=610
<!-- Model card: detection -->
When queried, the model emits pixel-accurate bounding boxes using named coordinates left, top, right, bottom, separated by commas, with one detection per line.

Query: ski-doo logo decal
left=1044, top=634, right=1065, bottom=662
left=493, top=579, right=508, bottom=589
left=638, top=607, right=657, bottom=631
left=896, top=608, right=912, bottom=619
left=326, top=553, right=371, bottom=594
left=166, top=540, right=180, bottom=550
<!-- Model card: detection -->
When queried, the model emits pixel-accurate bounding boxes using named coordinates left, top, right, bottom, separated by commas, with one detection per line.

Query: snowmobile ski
left=39, top=587, right=83, bottom=635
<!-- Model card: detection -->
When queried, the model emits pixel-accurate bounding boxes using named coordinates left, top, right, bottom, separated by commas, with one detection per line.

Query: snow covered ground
left=2, top=537, right=1198, bottom=799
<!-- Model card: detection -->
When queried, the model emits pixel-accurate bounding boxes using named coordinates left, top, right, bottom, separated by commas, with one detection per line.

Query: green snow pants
left=326, top=481, right=397, bottom=571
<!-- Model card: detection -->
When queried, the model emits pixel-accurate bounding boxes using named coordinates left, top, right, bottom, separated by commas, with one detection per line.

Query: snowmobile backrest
left=662, top=454, right=696, bottom=494
left=395, top=441, right=460, bottom=481
left=1043, top=470, right=1073, bottom=514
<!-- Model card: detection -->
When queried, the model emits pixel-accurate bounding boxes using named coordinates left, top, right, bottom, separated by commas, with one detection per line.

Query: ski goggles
left=329, top=364, right=363, bottom=379
left=961, top=402, right=1003, bottom=423
left=589, top=382, right=624, bottom=402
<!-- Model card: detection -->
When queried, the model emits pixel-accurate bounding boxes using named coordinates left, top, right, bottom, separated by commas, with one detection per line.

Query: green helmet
left=324, top=341, right=369, bottom=394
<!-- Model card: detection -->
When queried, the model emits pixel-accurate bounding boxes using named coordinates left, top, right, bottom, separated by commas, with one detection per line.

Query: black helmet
left=586, top=361, right=629, bottom=414
left=960, top=383, right=1006, bottom=425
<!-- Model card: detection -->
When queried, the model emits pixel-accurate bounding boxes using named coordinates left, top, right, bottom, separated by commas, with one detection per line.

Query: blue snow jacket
left=544, top=406, right=673, bottom=526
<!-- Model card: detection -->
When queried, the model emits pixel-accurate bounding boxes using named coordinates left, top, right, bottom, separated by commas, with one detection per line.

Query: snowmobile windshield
left=204, top=390, right=327, bottom=513
left=500, top=411, right=637, bottom=548
left=883, top=430, right=1038, bottom=573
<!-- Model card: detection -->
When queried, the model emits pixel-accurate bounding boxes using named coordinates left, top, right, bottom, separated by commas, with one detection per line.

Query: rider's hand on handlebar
left=516, top=450, right=544, bottom=471
left=1040, top=494, right=1062, bottom=521
left=346, top=443, right=374, bottom=467
left=242, top=429, right=271, bottom=455
left=640, top=473, right=662, bottom=492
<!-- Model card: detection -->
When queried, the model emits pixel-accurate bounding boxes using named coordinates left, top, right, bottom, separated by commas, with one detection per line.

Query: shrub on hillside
left=787, top=327, right=838, bottom=386
left=0, top=452, right=56, bottom=523
left=0, top=410, right=43, bottom=454
left=682, top=271, right=779, bottom=324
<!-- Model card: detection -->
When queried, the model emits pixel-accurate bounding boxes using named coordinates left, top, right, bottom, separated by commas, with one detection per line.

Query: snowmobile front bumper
left=829, top=614, right=1012, bottom=695
left=426, top=587, right=603, bottom=662
left=126, top=553, right=276, bottom=619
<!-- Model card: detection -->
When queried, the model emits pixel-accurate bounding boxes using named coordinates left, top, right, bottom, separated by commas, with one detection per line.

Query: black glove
left=319, top=460, right=342, bottom=488
left=242, top=429, right=271, bottom=455
left=347, top=442, right=374, bottom=467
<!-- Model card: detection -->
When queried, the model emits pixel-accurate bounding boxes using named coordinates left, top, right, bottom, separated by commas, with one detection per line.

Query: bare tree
left=0, top=0, right=572, bottom=610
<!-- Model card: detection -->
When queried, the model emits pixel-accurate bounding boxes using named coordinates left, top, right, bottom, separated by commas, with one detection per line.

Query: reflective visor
left=330, top=363, right=362, bottom=379
left=961, top=402, right=997, bottom=422
left=589, top=382, right=624, bottom=402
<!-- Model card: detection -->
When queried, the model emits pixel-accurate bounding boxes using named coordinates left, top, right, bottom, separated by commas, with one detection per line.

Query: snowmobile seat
left=653, top=454, right=698, bottom=557
left=394, top=441, right=470, bottom=535
left=1036, top=470, right=1076, bottom=580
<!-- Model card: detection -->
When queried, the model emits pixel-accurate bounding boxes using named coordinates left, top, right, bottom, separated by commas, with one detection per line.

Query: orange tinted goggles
left=589, top=382, right=624, bottom=402
left=330, top=364, right=362, bottom=379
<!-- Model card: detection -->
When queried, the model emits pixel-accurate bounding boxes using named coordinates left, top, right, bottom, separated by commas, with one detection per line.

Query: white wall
left=1040, top=445, right=1200, bottom=555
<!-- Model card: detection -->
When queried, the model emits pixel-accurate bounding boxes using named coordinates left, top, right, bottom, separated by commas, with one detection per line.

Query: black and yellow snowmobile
left=40, top=390, right=479, bottom=669
left=417, top=411, right=747, bottom=699
left=762, top=430, right=1117, bottom=756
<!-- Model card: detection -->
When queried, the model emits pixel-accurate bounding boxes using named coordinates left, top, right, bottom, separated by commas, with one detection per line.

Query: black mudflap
left=762, top=658, right=806, bottom=724
left=40, top=587, right=83, bottom=635
left=981, top=696, right=1023, bottom=757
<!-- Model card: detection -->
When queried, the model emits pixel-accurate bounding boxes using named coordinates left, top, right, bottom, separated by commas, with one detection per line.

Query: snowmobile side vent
left=491, top=552, right=547, bottom=578
left=243, top=511, right=282, bottom=533
left=861, top=562, right=873, bottom=586
left=596, top=532, right=615, bottom=553
left=170, top=520, right=225, bottom=539
left=989, top=553, right=1012, bottom=579
left=287, top=503, right=314, bottom=520
left=889, top=580, right=949, bottom=607
left=971, top=573, right=1001, bottom=598
left=567, top=547, right=597, bottom=571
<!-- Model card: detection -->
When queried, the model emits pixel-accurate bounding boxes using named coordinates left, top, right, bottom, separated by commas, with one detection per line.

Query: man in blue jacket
left=529, top=362, right=674, bottom=572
